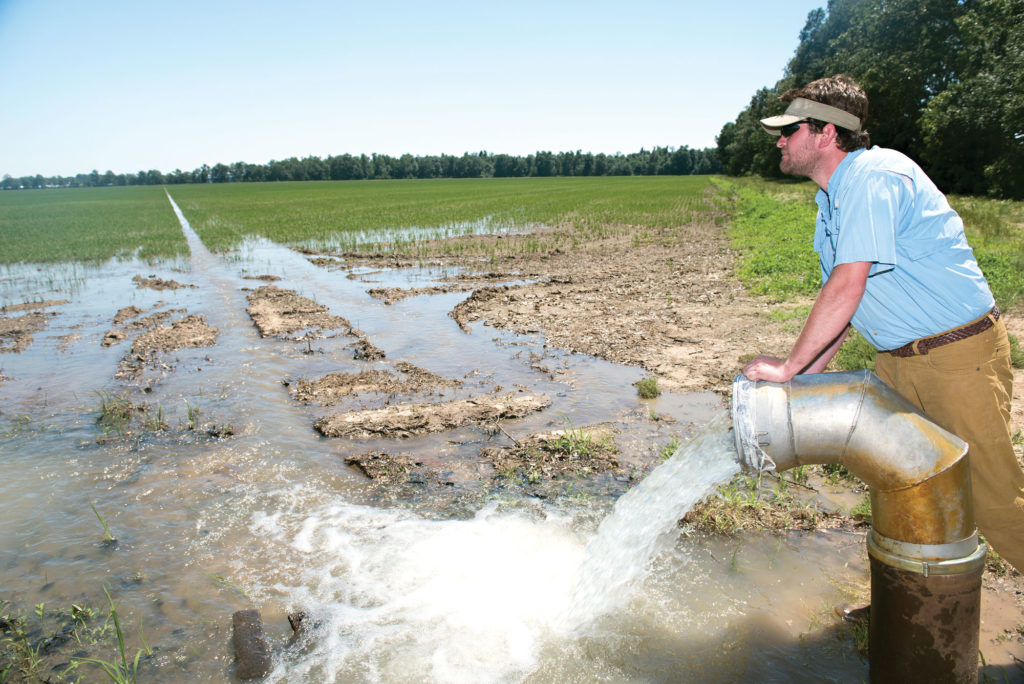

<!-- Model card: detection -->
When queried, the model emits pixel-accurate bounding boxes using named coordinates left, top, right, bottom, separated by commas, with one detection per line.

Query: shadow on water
left=0, top=193, right=882, bottom=682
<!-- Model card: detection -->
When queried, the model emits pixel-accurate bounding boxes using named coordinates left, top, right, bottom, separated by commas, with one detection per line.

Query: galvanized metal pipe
left=731, top=370, right=985, bottom=683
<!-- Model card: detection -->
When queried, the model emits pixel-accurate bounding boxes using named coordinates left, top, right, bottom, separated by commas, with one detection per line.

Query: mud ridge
left=132, top=274, right=197, bottom=290
left=314, top=393, right=551, bottom=439
left=245, top=284, right=351, bottom=339
left=367, top=284, right=474, bottom=305
left=115, top=314, right=218, bottom=380
left=0, top=310, right=57, bottom=353
left=288, top=362, right=462, bottom=406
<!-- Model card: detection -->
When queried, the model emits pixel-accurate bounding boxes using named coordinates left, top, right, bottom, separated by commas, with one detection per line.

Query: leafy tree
left=920, top=0, right=1024, bottom=198
left=717, top=87, right=786, bottom=178
left=209, top=163, right=230, bottom=183
left=719, top=0, right=1020, bottom=198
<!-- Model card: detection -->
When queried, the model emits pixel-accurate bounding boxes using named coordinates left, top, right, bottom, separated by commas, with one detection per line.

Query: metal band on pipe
left=867, top=530, right=986, bottom=577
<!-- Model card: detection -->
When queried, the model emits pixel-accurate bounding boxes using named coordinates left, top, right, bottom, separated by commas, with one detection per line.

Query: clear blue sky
left=0, top=0, right=823, bottom=178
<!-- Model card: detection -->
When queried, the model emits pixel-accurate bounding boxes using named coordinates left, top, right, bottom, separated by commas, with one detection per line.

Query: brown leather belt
left=885, top=306, right=1000, bottom=357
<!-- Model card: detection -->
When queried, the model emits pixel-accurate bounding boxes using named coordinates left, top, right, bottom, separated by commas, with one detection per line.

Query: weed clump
left=1009, top=333, right=1024, bottom=369
left=484, top=419, right=619, bottom=485
left=682, top=473, right=841, bottom=535
left=635, top=376, right=660, bottom=399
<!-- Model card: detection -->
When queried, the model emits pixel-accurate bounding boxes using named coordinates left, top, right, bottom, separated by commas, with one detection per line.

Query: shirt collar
left=816, top=147, right=867, bottom=212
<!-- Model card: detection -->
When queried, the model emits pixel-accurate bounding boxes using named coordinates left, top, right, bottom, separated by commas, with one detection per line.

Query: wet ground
left=0, top=193, right=1021, bottom=682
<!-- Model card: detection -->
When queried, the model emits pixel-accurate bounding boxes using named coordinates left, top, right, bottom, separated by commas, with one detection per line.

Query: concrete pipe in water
left=731, top=370, right=986, bottom=683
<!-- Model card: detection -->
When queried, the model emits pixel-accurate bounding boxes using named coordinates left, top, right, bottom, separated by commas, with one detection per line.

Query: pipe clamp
left=867, top=530, right=986, bottom=577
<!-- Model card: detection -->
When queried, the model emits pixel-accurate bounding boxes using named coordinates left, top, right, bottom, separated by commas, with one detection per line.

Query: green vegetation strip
left=721, top=176, right=1024, bottom=370
left=0, top=186, right=186, bottom=264
left=169, top=176, right=718, bottom=253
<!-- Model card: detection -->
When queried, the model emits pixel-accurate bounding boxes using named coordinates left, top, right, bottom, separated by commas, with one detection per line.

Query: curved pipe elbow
left=731, top=370, right=973, bottom=545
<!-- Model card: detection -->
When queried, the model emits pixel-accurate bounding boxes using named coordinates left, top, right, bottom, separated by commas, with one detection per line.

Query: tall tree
left=919, top=0, right=1024, bottom=198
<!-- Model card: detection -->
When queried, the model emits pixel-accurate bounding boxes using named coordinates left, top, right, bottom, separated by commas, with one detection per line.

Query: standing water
left=0, top=194, right=871, bottom=682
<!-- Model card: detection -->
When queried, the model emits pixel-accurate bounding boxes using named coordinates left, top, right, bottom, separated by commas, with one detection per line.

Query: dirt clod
left=314, top=393, right=551, bottom=439
left=345, top=452, right=426, bottom=485
left=483, top=424, right=621, bottom=481
left=288, top=363, right=461, bottom=406
left=0, top=311, right=56, bottom=353
left=368, top=284, right=473, bottom=305
left=245, top=285, right=351, bottom=338
left=116, top=314, right=218, bottom=379
left=132, top=274, right=196, bottom=290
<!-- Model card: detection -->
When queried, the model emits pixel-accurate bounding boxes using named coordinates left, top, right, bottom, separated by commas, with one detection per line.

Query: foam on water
left=255, top=503, right=586, bottom=683
left=252, top=415, right=740, bottom=682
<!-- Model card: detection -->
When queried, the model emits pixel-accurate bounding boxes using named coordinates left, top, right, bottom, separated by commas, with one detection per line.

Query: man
left=743, top=75, right=1023, bottom=572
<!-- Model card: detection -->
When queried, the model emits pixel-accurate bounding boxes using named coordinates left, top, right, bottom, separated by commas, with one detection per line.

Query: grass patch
left=681, top=472, right=835, bottom=535
left=1, top=589, right=151, bottom=683
left=659, top=438, right=682, bottom=461
left=716, top=177, right=821, bottom=302
left=950, top=195, right=1024, bottom=309
left=635, top=376, right=660, bottom=399
left=831, top=328, right=876, bottom=372
left=850, top=495, right=872, bottom=524
left=1009, top=334, right=1024, bottom=369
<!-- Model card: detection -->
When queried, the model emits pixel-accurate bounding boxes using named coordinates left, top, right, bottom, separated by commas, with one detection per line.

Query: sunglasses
left=779, top=120, right=810, bottom=138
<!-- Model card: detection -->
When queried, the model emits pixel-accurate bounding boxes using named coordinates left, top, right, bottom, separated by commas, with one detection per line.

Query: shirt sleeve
left=833, top=171, right=907, bottom=275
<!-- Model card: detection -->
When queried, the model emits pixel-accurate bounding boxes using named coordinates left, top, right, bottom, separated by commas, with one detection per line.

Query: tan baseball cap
left=760, top=97, right=862, bottom=134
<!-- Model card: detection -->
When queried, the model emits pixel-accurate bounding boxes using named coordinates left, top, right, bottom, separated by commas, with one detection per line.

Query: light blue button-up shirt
left=813, top=147, right=994, bottom=350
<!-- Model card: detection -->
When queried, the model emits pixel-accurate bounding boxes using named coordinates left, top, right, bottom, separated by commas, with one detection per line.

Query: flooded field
left=2, top=188, right=1019, bottom=681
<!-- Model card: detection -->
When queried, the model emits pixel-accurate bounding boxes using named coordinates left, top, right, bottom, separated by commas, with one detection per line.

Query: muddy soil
left=132, top=274, right=196, bottom=290
left=0, top=300, right=68, bottom=354
left=368, top=284, right=474, bottom=305
left=351, top=223, right=806, bottom=395
left=313, top=393, right=552, bottom=439
left=245, top=284, right=351, bottom=339
left=482, top=423, right=621, bottom=481
left=287, top=362, right=462, bottom=406
left=102, top=304, right=218, bottom=380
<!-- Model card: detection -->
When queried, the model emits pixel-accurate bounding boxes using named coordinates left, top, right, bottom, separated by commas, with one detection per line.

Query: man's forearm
left=803, top=324, right=851, bottom=374
left=743, top=261, right=870, bottom=382
left=785, top=261, right=870, bottom=374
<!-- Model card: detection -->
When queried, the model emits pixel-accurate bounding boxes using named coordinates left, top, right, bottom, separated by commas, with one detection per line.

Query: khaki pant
left=874, top=316, right=1024, bottom=572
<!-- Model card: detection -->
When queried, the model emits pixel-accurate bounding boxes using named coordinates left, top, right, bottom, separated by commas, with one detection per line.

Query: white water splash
left=256, top=502, right=586, bottom=683
left=564, top=412, right=739, bottom=631
left=253, top=414, right=739, bottom=682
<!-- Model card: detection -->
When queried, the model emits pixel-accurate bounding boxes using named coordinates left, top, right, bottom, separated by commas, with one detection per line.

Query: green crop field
left=168, top=176, right=719, bottom=254
left=2, top=176, right=1021, bottom=320
left=0, top=186, right=186, bottom=264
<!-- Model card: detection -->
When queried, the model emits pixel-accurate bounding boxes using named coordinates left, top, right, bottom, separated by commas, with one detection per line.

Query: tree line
left=1, top=146, right=721, bottom=190
left=717, top=0, right=1023, bottom=199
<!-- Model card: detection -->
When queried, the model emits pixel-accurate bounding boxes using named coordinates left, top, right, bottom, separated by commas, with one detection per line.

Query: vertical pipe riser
left=868, top=558, right=983, bottom=684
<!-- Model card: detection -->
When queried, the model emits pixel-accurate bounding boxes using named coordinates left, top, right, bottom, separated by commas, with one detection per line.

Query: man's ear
left=819, top=123, right=839, bottom=149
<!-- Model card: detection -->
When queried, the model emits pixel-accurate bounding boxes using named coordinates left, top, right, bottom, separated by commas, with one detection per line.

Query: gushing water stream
left=566, top=413, right=740, bottom=631
left=250, top=417, right=740, bottom=682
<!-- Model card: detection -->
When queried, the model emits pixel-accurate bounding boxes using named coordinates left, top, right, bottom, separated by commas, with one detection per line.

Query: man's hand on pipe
left=742, top=355, right=796, bottom=383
